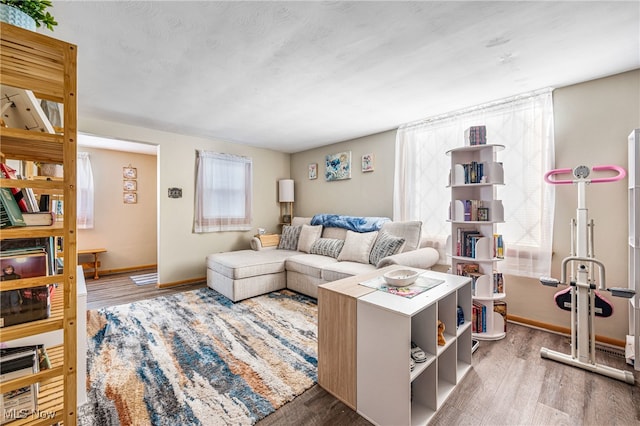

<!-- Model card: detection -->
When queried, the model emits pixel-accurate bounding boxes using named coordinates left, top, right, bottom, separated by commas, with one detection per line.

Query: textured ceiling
left=50, top=1, right=639, bottom=153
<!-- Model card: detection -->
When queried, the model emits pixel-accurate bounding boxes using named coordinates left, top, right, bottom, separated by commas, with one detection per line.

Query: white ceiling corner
left=49, top=1, right=639, bottom=154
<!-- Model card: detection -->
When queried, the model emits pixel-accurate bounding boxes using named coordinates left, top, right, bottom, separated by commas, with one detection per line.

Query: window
left=394, top=90, right=555, bottom=278
left=194, top=151, right=253, bottom=232
left=77, top=152, right=94, bottom=229
left=76, top=152, right=94, bottom=229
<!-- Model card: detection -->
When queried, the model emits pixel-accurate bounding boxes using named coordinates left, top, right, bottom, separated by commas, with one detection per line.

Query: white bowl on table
left=383, top=269, right=420, bottom=287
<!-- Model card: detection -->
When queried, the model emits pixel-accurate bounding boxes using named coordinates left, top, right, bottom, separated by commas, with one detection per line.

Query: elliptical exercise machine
left=540, top=165, right=635, bottom=384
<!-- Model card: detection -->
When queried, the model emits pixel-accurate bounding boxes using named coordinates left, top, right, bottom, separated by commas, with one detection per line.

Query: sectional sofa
left=206, top=216, right=439, bottom=302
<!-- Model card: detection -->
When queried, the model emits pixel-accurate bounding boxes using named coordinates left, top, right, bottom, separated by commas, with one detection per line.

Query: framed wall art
left=123, top=192, right=137, bottom=204
left=362, top=153, right=374, bottom=172
left=123, top=180, right=137, bottom=191
left=123, top=166, right=137, bottom=179
left=325, top=151, right=351, bottom=181
left=308, top=163, right=318, bottom=180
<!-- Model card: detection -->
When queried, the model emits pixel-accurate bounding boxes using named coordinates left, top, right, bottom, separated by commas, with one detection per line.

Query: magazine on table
left=359, top=274, right=444, bottom=298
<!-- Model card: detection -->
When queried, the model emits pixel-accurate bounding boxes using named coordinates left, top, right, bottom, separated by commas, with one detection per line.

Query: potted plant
left=0, top=0, right=57, bottom=31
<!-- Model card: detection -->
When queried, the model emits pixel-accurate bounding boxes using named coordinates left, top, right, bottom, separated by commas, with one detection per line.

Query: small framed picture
left=308, top=163, right=318, bottom=180
left=123, top=180, right=137, bottom=191
left=123, top=166, right=137, bottom=179
left=282, top=214, right=292, bottom=224
left=477, top=207, right=489, bottom=221
left=123, top=192, right=137, bottom=204
left=362, top=153, right=374, bottom=172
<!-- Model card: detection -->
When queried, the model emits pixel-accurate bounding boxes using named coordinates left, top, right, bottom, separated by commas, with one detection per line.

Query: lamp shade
left=278, top=179, right=295, bottom=202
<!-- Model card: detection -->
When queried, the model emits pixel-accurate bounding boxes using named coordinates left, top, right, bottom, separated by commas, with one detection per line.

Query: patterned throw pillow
left=309, top=238, right=345, bottom=258
left=277, top=225, right=302, bottom=250
left=369, top=231, right=406, bottom=266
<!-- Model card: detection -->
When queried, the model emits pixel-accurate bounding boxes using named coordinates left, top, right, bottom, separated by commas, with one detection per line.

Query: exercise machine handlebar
left=544, top=165, right=626, bottom=185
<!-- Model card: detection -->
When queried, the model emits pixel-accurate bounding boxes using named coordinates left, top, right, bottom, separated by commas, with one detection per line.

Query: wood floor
left=84, top=268, right=205, bottom=310
left=87, top=271, right=640, bottom=425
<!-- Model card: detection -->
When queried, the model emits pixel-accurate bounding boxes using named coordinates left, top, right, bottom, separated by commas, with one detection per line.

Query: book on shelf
left=22, top=211, right=55, bottom=226
left=0, top=251, right=52, bottom=328
left=472, top=301, right=487, bottom=333
left=0, top=237, right=58, bottom=276
left=493, top=234, right=504, bottom=259
left=493, top=301, right=507, bottom=332
left=0, top=187, right=26, bottom=229
left=38, top=194, right=50, bottom=212
left=19, top=187, right=39, bottom=213
left=493, top=272, right=504, bottom=293
left=461, top=161, right=485, bottom=184
left=464, top=125, right=487, bottom=146
left=0, top=163, right=28, bottom=213
left=0, top=346, right=40, bottom=425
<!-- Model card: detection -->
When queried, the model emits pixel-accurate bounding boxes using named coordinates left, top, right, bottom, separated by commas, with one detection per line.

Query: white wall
left=78, top=118, right=291, bottom=284
left=291, top=130, right=396, bottom=218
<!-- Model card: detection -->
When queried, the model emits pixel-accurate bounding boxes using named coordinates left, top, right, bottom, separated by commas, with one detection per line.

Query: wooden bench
left=78, top=248, right=107, bottom=279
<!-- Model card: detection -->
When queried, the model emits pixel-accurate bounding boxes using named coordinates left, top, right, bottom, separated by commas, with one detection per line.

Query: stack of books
left=0, top=345, right=50, bottom=424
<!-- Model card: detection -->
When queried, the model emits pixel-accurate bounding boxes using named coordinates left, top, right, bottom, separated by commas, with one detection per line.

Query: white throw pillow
left=338, top=230, right=379, bottom=264
left=297, top=224, right=323, bottom=253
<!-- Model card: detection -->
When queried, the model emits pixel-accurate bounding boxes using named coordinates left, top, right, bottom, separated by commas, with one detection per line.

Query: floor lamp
left=279, top=179, right=294, bottom=224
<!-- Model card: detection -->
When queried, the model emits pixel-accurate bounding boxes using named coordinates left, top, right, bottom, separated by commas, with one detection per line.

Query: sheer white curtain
left=394, top=90, right=555, bottom=278
left=194, top=150, right=253, bottom=233
left=77, top=152, right=94, bottom=229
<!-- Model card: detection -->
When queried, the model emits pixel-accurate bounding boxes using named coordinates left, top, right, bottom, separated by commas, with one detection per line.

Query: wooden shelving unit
left=0, top=22, right=78, bottom=425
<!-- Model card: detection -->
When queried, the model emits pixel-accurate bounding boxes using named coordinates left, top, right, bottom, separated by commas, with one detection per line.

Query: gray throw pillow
left=369, top=231, right=406, bottom=266
left=278, top=225, right=302, bottom=250
left=309, top=238, right=345, bottom=258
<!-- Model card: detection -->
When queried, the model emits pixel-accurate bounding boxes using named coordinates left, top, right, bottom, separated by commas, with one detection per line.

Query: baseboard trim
left=84, top=264, right=157, bottom=278
left=157, top=276, right=206, bottom=289
left=508, top=314, right=626, bottom=348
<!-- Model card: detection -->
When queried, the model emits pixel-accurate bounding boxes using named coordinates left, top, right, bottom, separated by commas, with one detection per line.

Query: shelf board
left=0, top=127, right=64, bottom=163
left=448, top=181, right=504, bottom=188
left=1, top=293, right=64, bottom=342
left=0, top=178, right=64, bottom=191
left=446, top=144, right=505, bottom=155
left=473, top=292, right=507, bottom=301
left=451, top=255, right=503, bottom=262
left=0, top=275, right=62, bottom=292
left=473, top=331, right=507, bottom=341
left=410, top=353, right=436, bottom=382
left=0, top=345, right=65, bottom=426
left=0, top=223, right=65, bottom=239
left=411, top=401, right=437, bottom=426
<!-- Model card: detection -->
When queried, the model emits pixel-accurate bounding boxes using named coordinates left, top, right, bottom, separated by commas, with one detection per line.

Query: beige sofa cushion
left=321, top=227, right=348, bottom=240
left=286, top=253, right=338, bottom=279
left=380, top=221, right=422, bottom=252
left=297, top=224, right=323, bottom=253
left=337, top=231, right=378, bottom=264
left=206, top=249, right=297, bottom=279
left=292, top=217, right=312, bottom=226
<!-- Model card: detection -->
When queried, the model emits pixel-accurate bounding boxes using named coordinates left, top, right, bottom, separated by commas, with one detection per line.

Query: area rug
left=129, top=272, right=158, bottom=286
left=79, top=288, right=318, bottom=425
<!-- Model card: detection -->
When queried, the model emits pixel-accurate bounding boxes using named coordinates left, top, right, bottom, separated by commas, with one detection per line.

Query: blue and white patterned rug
left=79, top=288, right=318, bottom=425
